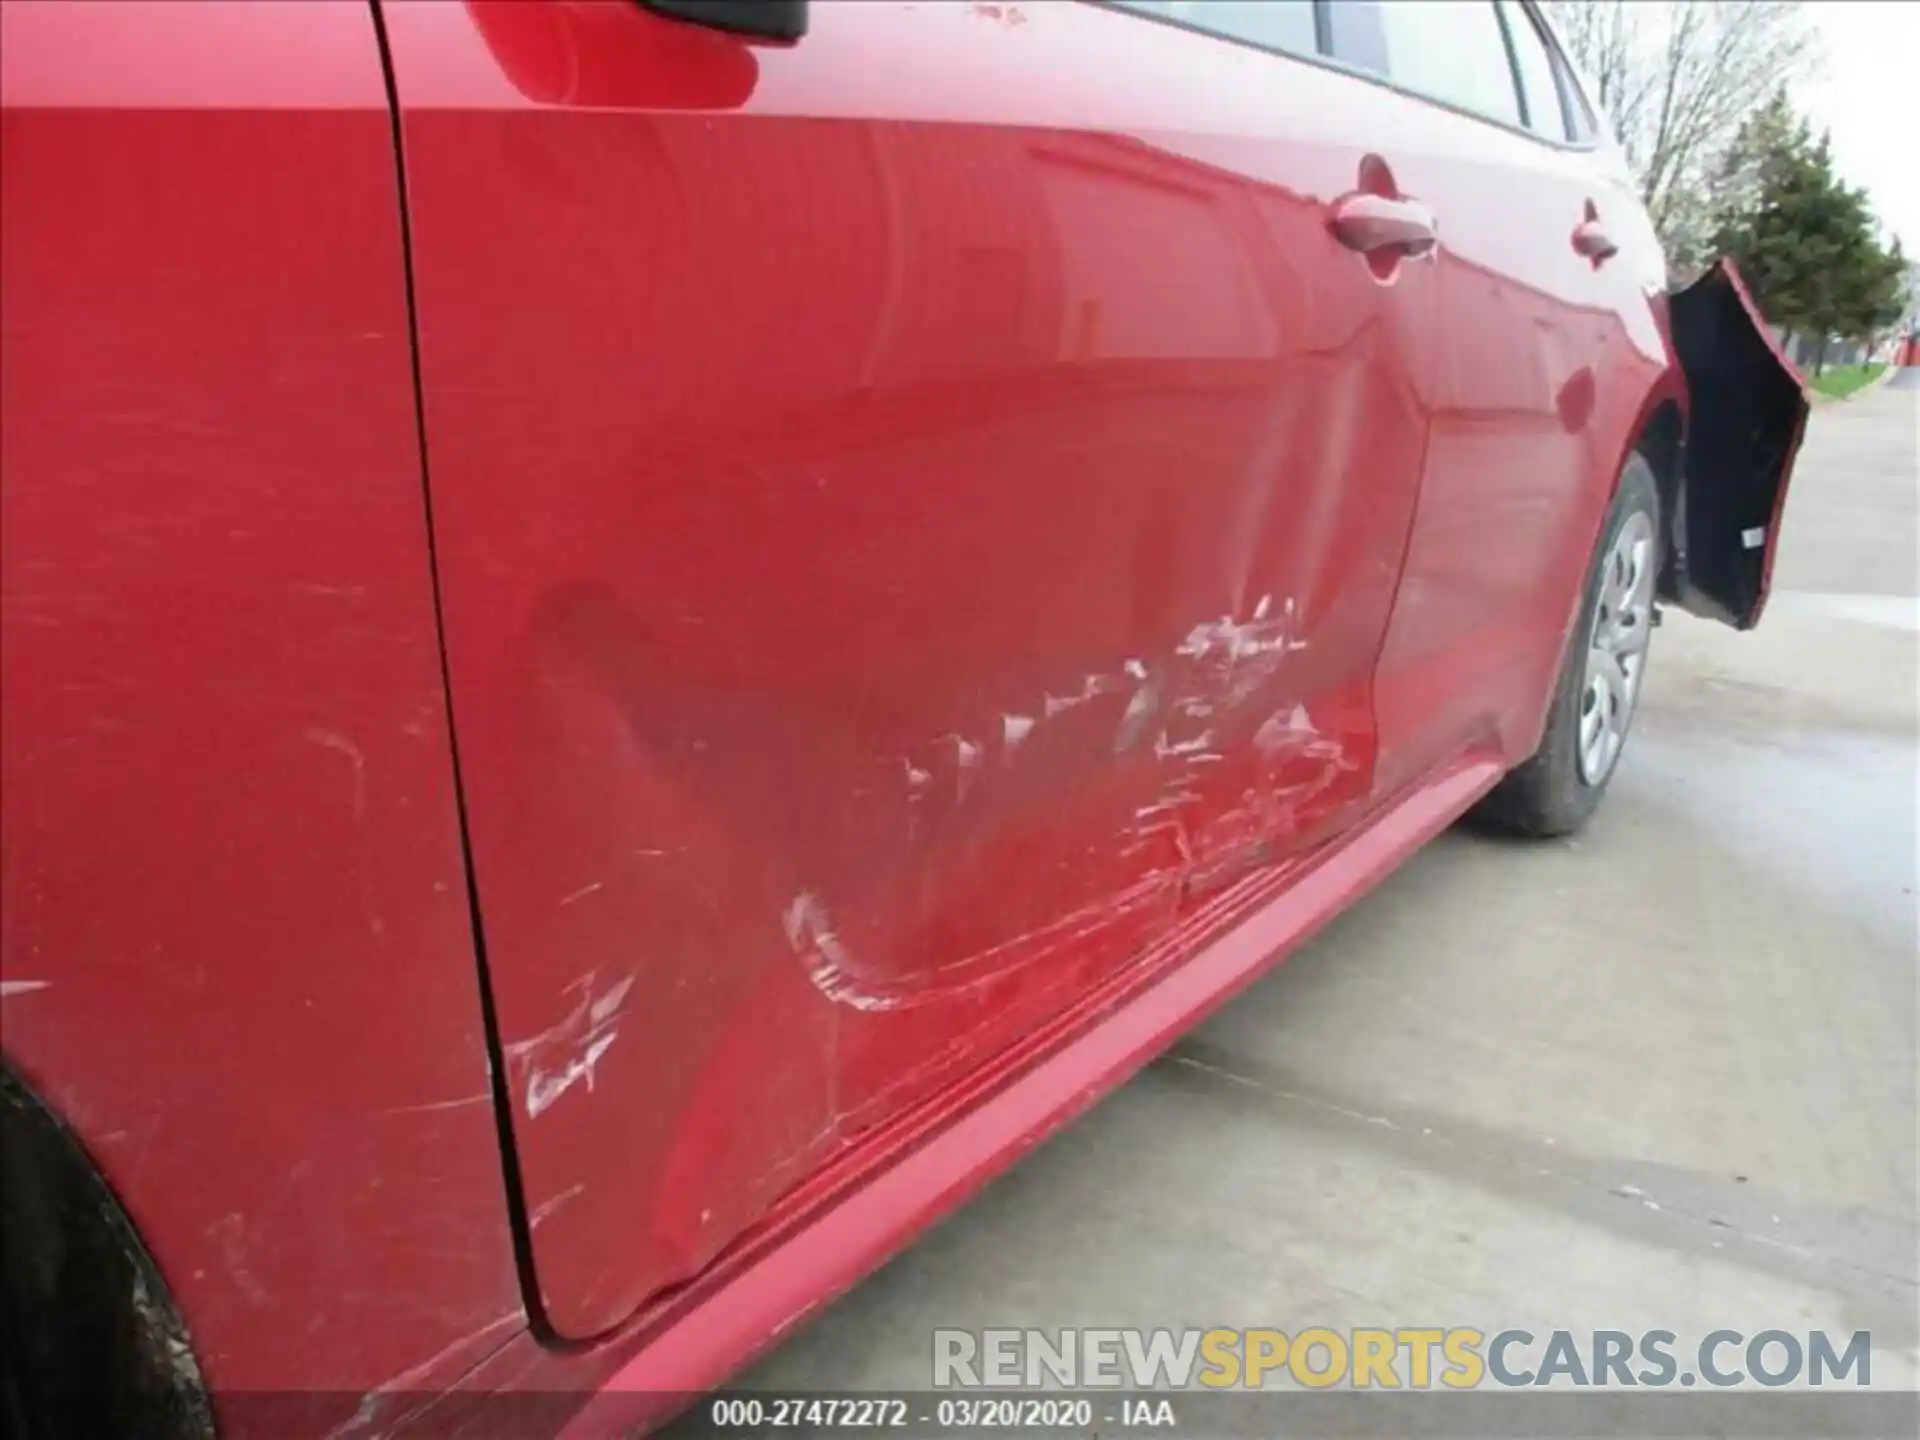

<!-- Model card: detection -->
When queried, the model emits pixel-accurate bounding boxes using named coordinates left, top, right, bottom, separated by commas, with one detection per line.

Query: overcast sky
left=1796, top=1, right=1918, bottom=255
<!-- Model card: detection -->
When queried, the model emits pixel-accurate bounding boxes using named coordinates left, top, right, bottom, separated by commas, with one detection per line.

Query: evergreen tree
left=1709, top=93, right=1909, bottom=370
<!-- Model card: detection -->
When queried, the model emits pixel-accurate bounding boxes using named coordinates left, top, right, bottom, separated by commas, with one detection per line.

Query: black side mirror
left=640, top=0, right=807, bottom=42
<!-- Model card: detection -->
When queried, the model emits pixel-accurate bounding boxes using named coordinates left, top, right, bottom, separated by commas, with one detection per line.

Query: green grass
left=1807, top=362, right=1887, bottom=399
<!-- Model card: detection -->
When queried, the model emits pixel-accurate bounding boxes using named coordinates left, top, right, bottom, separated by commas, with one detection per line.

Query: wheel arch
left=1634, top=395, right=1687, bottom=595
left=0, top=1058, right=213, bottom=1440
left=1508, top=365, right=1685, bottom=777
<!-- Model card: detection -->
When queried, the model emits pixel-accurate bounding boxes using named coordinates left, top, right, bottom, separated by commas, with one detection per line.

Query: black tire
left=1471, top=452, right=1661, bottom=837
left=0, top=1070, right=213, bottom=1440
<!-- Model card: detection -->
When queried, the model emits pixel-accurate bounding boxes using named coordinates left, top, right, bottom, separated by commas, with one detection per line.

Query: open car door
left=1664, top=258, right=1811, bottom=629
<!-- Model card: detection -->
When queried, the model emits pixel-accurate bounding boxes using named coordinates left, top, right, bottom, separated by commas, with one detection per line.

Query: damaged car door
left=381, top=0, right=1435, bottom=1338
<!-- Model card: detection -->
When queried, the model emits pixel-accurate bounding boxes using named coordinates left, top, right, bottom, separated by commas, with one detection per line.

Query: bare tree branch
left=1548, top=0, right=1819, bottom=272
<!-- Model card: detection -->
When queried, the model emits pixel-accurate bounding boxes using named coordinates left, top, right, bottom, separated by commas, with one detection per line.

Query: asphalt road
left=687, top=379, right=1919, bottom=1430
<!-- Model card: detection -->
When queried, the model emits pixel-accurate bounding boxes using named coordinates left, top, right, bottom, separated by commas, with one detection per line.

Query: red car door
left=384, top=0, right=1435, bottom=1338
left=1327, top=0, right=1671, bottom=793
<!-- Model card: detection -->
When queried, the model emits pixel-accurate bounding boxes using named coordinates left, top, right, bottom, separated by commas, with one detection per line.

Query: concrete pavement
left=691, top=383, right=1919, bottom=1429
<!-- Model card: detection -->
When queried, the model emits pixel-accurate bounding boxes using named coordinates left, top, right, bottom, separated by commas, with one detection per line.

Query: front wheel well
left=1635, top=399, right=1686, bottom=597
left=0, top=1063, right=213, bottom=1440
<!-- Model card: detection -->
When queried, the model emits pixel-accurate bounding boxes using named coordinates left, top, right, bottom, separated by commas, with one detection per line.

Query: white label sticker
left=1741, top=526, right=1767, bottom=550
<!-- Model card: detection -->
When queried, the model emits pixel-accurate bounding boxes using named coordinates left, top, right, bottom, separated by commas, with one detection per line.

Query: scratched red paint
left=0, top=2, right=1801, bottom=1435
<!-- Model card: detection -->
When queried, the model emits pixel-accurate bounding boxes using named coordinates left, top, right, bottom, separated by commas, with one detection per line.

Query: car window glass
left=1556, top=52, right=1600, bottom=141
left=1499, top=0, right=1568, bottom=137
left=1110, top=1, right=1320, bottom=59
left=1324, top=2, right=1388, bottom=74
left=1333, top=1, right=1523, bottom=127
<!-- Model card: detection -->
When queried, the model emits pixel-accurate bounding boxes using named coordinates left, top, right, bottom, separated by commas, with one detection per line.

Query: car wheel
left=1473, top=452, right=1660, bottom=837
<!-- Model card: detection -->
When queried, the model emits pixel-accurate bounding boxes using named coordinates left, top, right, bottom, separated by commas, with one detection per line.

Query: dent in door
left=390, top=0, right=1422, bottom=1337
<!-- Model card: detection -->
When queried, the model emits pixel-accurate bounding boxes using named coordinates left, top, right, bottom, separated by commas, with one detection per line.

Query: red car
left=0, top=1, right=1803, bottom=1435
